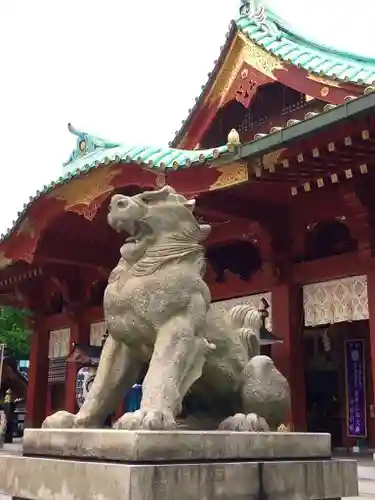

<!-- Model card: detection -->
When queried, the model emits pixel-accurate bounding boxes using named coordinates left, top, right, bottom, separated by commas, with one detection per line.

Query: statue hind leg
left=115, top=293, right=210, bottom=430
left=219, top=355, right=290, bottom=431
left=42, top=335, right=143, bottom=429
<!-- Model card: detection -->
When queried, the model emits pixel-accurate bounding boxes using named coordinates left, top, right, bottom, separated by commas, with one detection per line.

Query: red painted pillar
left=25, top=318, right=49, bottom=428
left=115, top=401, right=125, bottom=421
left=46, top=386, right=52, bottom=416
left=65, top=313, right=90, bottom=414
left=271, top=283, right=307, bottom=431
left=365, top=272, right=375, bottom=447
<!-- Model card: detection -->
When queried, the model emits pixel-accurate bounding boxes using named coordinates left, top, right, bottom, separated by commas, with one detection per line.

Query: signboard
left=345, top=339, right=367, bottom=438
left=125, top=384, right=142, bottom=413
left=76, top=367, right=97, bottom=408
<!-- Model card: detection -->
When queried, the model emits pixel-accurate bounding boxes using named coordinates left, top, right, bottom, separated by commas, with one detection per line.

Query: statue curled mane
left=109, top=185, right=211, bottom=277
left=42, top=185, right=290, bottom=434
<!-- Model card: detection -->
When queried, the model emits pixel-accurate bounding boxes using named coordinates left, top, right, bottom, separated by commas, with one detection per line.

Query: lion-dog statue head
left=107, top=186, right=211, bottom=276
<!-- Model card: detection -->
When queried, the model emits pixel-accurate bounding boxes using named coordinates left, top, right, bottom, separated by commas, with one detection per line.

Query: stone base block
left=0, top=430, right=358, bottom=500
left=23, top=428, right=332, bottom=462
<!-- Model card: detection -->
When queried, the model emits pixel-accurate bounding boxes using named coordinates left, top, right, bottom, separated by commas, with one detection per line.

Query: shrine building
left=2, top=1, right=375, bottom=448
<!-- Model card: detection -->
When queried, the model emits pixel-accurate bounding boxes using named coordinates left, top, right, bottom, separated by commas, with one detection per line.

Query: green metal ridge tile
left=236, top=2, right=375, bottom=85
left=62, top=125, right=231, bottom=173
left=170, top=2, right=375, bottom=150
left=0, top=128, right=231, bottom=246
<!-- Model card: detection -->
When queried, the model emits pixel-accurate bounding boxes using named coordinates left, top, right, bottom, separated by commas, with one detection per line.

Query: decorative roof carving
left=63, top=123, right=120, bottom=167
left=239, top=1, right=281, bottom=40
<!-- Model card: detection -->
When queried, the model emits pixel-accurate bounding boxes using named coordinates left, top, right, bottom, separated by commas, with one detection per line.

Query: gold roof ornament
left=364, top=86, right=375, bottom=95
left=277, top=423, right=290, bottom=432
left=227, top=129, right=241, bottom=152
left=4, top=390, right=12, bottom=404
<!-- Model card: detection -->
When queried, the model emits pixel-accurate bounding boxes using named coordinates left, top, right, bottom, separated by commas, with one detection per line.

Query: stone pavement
left=0, top=442, right=22, bottom=499
left=0, top=442, right=373, bottom=499
left=340, top=459, right=375, bottom=499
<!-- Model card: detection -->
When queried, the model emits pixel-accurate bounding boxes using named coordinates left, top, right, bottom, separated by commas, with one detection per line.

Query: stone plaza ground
left=351, top=459, right=375, bottom=499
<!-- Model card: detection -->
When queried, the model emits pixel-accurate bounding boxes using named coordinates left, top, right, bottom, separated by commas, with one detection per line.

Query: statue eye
left=116, top=199, right=127, bottom=208
left=140, top=196, right=151, bottom=205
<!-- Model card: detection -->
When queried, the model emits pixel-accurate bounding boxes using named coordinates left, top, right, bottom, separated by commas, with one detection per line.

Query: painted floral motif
left=90, top=321, right=106, bottom=347
left=48, top=328, right=71, bottom=359
left=303, top=275, right=368, bottom=327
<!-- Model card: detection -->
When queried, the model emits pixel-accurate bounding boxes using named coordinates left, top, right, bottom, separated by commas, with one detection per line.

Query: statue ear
left=184, top=199, right=196, bottom=211
left=197, top=224, right=211, bottom=241
left=141, top=185, right=175, bottom=204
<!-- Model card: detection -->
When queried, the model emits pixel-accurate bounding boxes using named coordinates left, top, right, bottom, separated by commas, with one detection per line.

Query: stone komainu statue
left=43, top=186, right=290, bottom=431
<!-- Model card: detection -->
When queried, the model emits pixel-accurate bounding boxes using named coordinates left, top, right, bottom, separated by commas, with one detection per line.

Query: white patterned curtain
left=90, top=321, right=106, bottom=346
left=48, top=328, right=71, bottom=359
left=303, top=275, right=368, bottom=327
left=210, top=292, right=272, bottom=329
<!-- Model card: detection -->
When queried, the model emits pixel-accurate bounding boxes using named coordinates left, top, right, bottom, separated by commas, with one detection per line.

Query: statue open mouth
left=124, top=221, right=143, bottom=243
left=123, top=221, right=153, bottom=253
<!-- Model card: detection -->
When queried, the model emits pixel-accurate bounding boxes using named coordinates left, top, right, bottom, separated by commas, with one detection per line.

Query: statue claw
left=114, top=409, right=177, bottom=430
left=42, top=410, right=77, bottom=429
left=219, top=413, right=270, bottom=432
left=42, top=410, right=102, bottom=429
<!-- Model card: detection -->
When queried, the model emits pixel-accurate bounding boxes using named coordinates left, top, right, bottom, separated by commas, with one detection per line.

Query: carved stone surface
left=0, top=457, right=358, bottom=500
left=0, top=431, right=358, bottom=500
left=23, top=429, right=331, bottom=462
left=42, top=186, right=290, bottom=431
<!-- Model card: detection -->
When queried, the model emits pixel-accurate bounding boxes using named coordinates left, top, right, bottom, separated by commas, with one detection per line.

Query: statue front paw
left=42, top=410, right=102, bottom=429
left=114, top=409, right=177, bottom=430
left=42, top=410, right=77, bottom=429
left=219, top=413, right=270, bottom=432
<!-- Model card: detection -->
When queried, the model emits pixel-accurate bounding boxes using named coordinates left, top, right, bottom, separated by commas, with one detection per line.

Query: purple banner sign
left=345, top=339, right=367, bottom=438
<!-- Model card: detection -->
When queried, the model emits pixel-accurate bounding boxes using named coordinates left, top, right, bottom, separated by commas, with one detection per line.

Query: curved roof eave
left=169, top=3, right=375, bottom=149
left=236, top=4, right=375, bottom=85
left=268, top=9, right=375, bottom=66
left=0, top=125, right=232, bottom=245
left=169, top=23, right=237, bottom=148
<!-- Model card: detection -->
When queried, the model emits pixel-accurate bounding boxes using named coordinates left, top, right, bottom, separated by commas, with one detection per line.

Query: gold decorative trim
left=16, top=218, right=36, bottom=238
left=209, top=163, right=248, bottom=191
left=307, top=74, right=341, bottom=88
left=155, top=174, right=166, bottom=188
left=0, top=252, right=12, bottom=271
left=47, top=167, right=120, bottom=209
left=277, top=423, right=291, bottom=432
left=207, top=33, right=285, bottom=108
left=240, top=33, right=285, bottom=79
left=262, top=148, right=287, bottom=170
left=207, top=35, right=244, bottom=107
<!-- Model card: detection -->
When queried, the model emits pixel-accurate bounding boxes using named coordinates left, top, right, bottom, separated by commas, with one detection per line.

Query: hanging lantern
left=321, top=329, right=331, bottom=352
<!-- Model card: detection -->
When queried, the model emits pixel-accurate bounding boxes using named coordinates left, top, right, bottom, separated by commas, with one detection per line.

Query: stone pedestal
left=0, top=429, right=358, bottom=500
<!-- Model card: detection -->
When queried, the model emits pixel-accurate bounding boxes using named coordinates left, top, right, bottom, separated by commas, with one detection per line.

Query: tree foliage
left=0, top=307, right=30, bottom=360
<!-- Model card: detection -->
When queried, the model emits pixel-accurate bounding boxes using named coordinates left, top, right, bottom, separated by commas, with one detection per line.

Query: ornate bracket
left=341, top=187, right=372, bottom=258
left=250, top=221, right=283, bottom=283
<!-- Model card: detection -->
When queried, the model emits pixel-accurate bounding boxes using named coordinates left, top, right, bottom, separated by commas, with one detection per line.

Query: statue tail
left=227, top=305, right=262, bottom=361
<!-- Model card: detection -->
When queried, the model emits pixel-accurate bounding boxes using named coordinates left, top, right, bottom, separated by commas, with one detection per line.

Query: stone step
left=0, top=430, right=358, bottom=500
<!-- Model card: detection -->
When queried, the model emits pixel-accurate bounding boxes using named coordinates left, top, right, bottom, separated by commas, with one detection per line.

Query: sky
left=0, top=0, right=375, bottom=232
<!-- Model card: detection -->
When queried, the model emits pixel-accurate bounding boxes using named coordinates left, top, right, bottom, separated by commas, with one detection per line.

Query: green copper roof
left=237, top=2, right=375, bottom=84
left=0, top=126, right=231, bottom=241
left=63, top=123, right=229, bottom=174
left=170, top=2, right=375, bottom=147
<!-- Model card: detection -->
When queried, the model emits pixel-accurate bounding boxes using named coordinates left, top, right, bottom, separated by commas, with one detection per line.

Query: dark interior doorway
left=304, top=330, right=342, bottom=447
left=305, top=369, right=341, bottom=446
